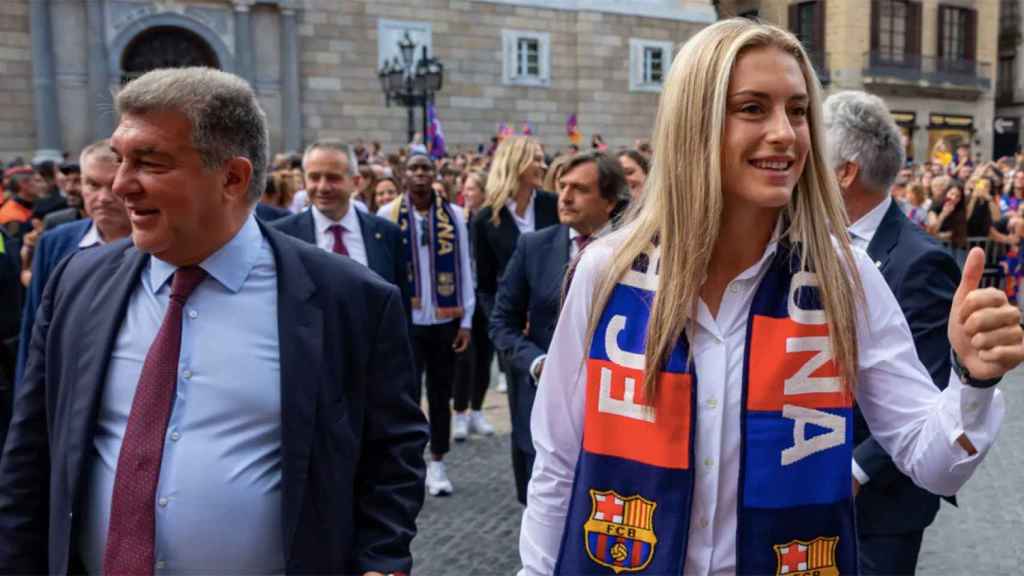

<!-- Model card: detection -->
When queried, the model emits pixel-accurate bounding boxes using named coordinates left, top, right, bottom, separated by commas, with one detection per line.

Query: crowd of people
left=0, top=17, right=1021, bottom=576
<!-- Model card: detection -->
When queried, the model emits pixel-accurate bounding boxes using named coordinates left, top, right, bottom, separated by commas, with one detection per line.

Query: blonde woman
left=520, top=19, right=1022, bottom=575
left=472, top=136, right=558, bottom=489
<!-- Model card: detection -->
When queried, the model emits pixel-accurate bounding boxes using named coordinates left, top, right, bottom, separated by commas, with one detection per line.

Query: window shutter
left=815, top=0, right=826, bottom=57
left=871, top=0, right=881, bottom=51
left=937, top=5, right=946, bottom=60
left=908, top=2, right=922, bottom=56
left=965, top=8, right=977, bottom=61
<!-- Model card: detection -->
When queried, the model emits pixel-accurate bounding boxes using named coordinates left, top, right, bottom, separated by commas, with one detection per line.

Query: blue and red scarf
left=390, top=192, right=464, bottom=318
left=555, top=242, right=856, bottom=575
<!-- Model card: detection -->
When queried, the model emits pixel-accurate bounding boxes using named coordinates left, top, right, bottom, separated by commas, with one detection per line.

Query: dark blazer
left=41, top=207, right=82, bottom=231
left=489, top=224, right=571, bottom=455
left=272, top=208, right=411, bottom=315
left=855, top=200, right=961, bottom=535
left=14, top=218, right=92, bottom=387
left=0, top=223, right=429, bottom=574
left=255, top=202, right=292, bottom=222
left=0, top=229, right=21, bottom=454
left=472, top=190, right=558, bottom=313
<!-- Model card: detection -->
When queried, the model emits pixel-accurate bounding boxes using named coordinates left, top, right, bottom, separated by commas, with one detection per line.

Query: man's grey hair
left=302, top=139, right=355, bottom=175
left=115, top=67, right=269, bottom=202
left=79, top=139, right=118, bottom=166
left=823, top=90, right=905, bottom=193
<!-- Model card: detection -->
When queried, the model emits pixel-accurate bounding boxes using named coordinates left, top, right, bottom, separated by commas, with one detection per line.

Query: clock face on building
left=120, top=26, right=220, bottom=84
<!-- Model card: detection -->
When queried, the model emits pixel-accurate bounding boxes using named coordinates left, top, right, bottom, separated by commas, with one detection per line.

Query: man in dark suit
left=273, top=140, right=409, bottom=312
left=826, top=91, right=961, bottom=575
left=0, top=67, right=427, bottom=576
left=0, top=229, right=21, bottom=454
left=40, top=162, right=85, bottom=230
left=14, top=139, right=131, bottom=388
left=490, top=151, right=626, bottom=504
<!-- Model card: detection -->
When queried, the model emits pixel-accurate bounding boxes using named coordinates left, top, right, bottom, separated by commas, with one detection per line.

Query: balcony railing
left=862, top=52, right=992, bottom=91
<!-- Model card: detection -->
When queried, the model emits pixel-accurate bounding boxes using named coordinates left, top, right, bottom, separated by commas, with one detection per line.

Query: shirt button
left=170, top=431, right=181, bottom=442
left=703, top=457, right=715, bottom=469
left=705, top=398, right=718, bottom=409
left=156, top=560, right=166, bottom=569
left=698, top=517, right=709, bottom=528
left=729, top=284, right=741, bottom=293
left=158, top=497, right=168, bottom=508
left=182, top=369, right=192, bottom=380
left=188, top=310, right=198, bottom=319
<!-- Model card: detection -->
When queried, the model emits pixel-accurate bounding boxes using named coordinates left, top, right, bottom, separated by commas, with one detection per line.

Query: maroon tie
left=329, top=224, right=349, bottom=256
left=104, top=266, right=207, bottom=576
left=574, top=234, right=593, bottom=252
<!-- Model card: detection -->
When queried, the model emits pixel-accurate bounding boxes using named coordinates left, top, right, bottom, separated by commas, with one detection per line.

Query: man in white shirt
left=378, top=154, right=474, bottom=497
left=826, top=90, right=963, bottom=575
left=273, top=141, right=409, bottom=312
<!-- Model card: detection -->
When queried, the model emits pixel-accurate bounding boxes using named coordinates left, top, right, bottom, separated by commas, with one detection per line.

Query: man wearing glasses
left=379, top=154, right=474, bottom=497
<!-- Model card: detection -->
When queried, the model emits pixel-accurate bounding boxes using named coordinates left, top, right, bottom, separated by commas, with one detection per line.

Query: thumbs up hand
left=948, top=248, right=1024, bottom=380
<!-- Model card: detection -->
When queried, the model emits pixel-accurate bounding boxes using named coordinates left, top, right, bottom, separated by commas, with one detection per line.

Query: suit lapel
left=865, top=202, right=904, bottom=274
left=497, top=205, right=519, bottom=255
left=546, top=225, right=572, bottom=303
left=299, top=210, right=316, bottom=245
left=261, top=224, right=323, bottom=561
left=67, top=244, right=147, bottom=503
left=357, top=210, right=385, bottom=276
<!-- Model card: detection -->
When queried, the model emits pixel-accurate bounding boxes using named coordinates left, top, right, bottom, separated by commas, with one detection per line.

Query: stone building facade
left=720, top=0, right=1001, bottom=163
left=4, top=0, right=717, bottom=162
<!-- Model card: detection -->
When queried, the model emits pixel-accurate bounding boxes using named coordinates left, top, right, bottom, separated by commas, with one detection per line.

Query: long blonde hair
left=587, top=19, right=862, bottom=401
left=484, top=135, right=541, bottom=225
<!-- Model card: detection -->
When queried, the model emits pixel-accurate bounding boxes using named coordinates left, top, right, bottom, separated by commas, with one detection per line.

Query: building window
left=941, top=7, right=968, bottom=61
left=998, top=55, right=1016, bottom=102
left=788, top=0, right=827, bottom=79
left=502, top=30, right=550, bottom=87
left=630, top=39, right=674, bottom=92
left=877, top=0, right=908, bottom=62
left=377, top=19, right=433, bottom=70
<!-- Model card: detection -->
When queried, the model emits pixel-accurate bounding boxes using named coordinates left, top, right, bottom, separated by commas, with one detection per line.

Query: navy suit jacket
left=854, top=201, right=960, bottom=535
left=489, top=224, right=571, bottom=455
left=0, top=222, right=429, bottom=574
left=14, top=219, right=92, bottom=387
left=255, top=202, right=292, bottom=222
left=472, top=191, right=558, bottom=314
left=272, top=209, right=411, bottom=315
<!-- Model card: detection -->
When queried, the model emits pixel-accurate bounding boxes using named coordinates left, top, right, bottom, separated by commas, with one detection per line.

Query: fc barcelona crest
left=773, top=537, right=839, bottom=576
left=583, top=489, right=657, bottom=573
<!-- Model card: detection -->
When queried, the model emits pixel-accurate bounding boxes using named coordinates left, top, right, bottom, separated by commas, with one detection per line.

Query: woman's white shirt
left=518, top=233, right=1004, bottom=576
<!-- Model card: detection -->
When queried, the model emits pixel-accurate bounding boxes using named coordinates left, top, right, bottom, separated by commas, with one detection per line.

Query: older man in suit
left=273, top=140, right=409, bottom=312
left=0, top=67, right=427, bottom=576
left=490, top=151, right=626, bottom=504
left=14, top=140, right=131, bottom=388
left=826, top=91, right=962, bottom=575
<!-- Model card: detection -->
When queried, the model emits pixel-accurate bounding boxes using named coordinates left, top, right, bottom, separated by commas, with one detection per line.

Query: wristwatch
left=951, top=351, right=1002, bottom=389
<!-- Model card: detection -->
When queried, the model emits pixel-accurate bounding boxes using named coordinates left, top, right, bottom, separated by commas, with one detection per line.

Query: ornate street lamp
left=378, top=32, right=446, bottom=146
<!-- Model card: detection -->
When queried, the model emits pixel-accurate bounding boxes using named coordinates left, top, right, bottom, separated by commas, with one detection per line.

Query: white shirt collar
left=311, top=203, right=358, bottom=234
left=78, top=221, right=103, bottom=248
left=848, top=195, right=892, bottom=248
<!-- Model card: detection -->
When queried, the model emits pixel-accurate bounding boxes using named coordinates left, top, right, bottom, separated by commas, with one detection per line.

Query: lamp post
left=378, top=32, right=445, bottom=146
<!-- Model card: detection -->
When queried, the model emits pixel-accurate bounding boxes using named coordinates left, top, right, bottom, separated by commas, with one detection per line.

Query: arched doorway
left=120, top=26, right=220, bottom=84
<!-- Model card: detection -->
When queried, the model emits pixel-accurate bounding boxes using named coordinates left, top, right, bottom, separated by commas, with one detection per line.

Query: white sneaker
left=497, top=373, right=508, bottom=393
left=452, top=412, right=469, bottom=442
left=468, top=410, right=495, bottom=436
left=426, top=461, right=453, bottom=496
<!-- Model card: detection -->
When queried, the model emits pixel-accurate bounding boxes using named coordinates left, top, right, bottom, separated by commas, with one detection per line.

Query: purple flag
left=427, top=104, right=447, bottom=159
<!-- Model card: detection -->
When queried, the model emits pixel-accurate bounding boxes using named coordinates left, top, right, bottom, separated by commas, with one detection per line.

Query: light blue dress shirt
left=79, top=214, right=284, bottom=574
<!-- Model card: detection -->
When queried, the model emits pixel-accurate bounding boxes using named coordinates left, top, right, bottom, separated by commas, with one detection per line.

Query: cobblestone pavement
left=918, top=368, right=1024, bottom=574
left=412, top=371, right=1024, bottom=575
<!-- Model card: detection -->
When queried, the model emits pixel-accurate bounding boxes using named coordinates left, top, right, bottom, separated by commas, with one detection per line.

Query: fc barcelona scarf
left=389, top=193, right=464, bottom=318
left=555, top=241, right=857, bottom=575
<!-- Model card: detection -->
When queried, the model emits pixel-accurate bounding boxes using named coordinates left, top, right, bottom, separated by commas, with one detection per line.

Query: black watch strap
left=951, top=351, right=1002, bottom=389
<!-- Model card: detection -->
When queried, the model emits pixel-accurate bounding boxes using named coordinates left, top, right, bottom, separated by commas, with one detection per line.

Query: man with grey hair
left=825, top=90, right=962, bottom=575
left=13, top=139, right=131, bottom=389
left=0, top=67, right=427, bottom=576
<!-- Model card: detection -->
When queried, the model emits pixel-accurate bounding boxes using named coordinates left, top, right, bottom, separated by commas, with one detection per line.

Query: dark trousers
left=511, top=441, right=535, bottom=506
left=858, top=530, right=924, bottom=575
left=412, top=321, right=459, bottom=457
left=453, top=305, right=493, bottom=412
